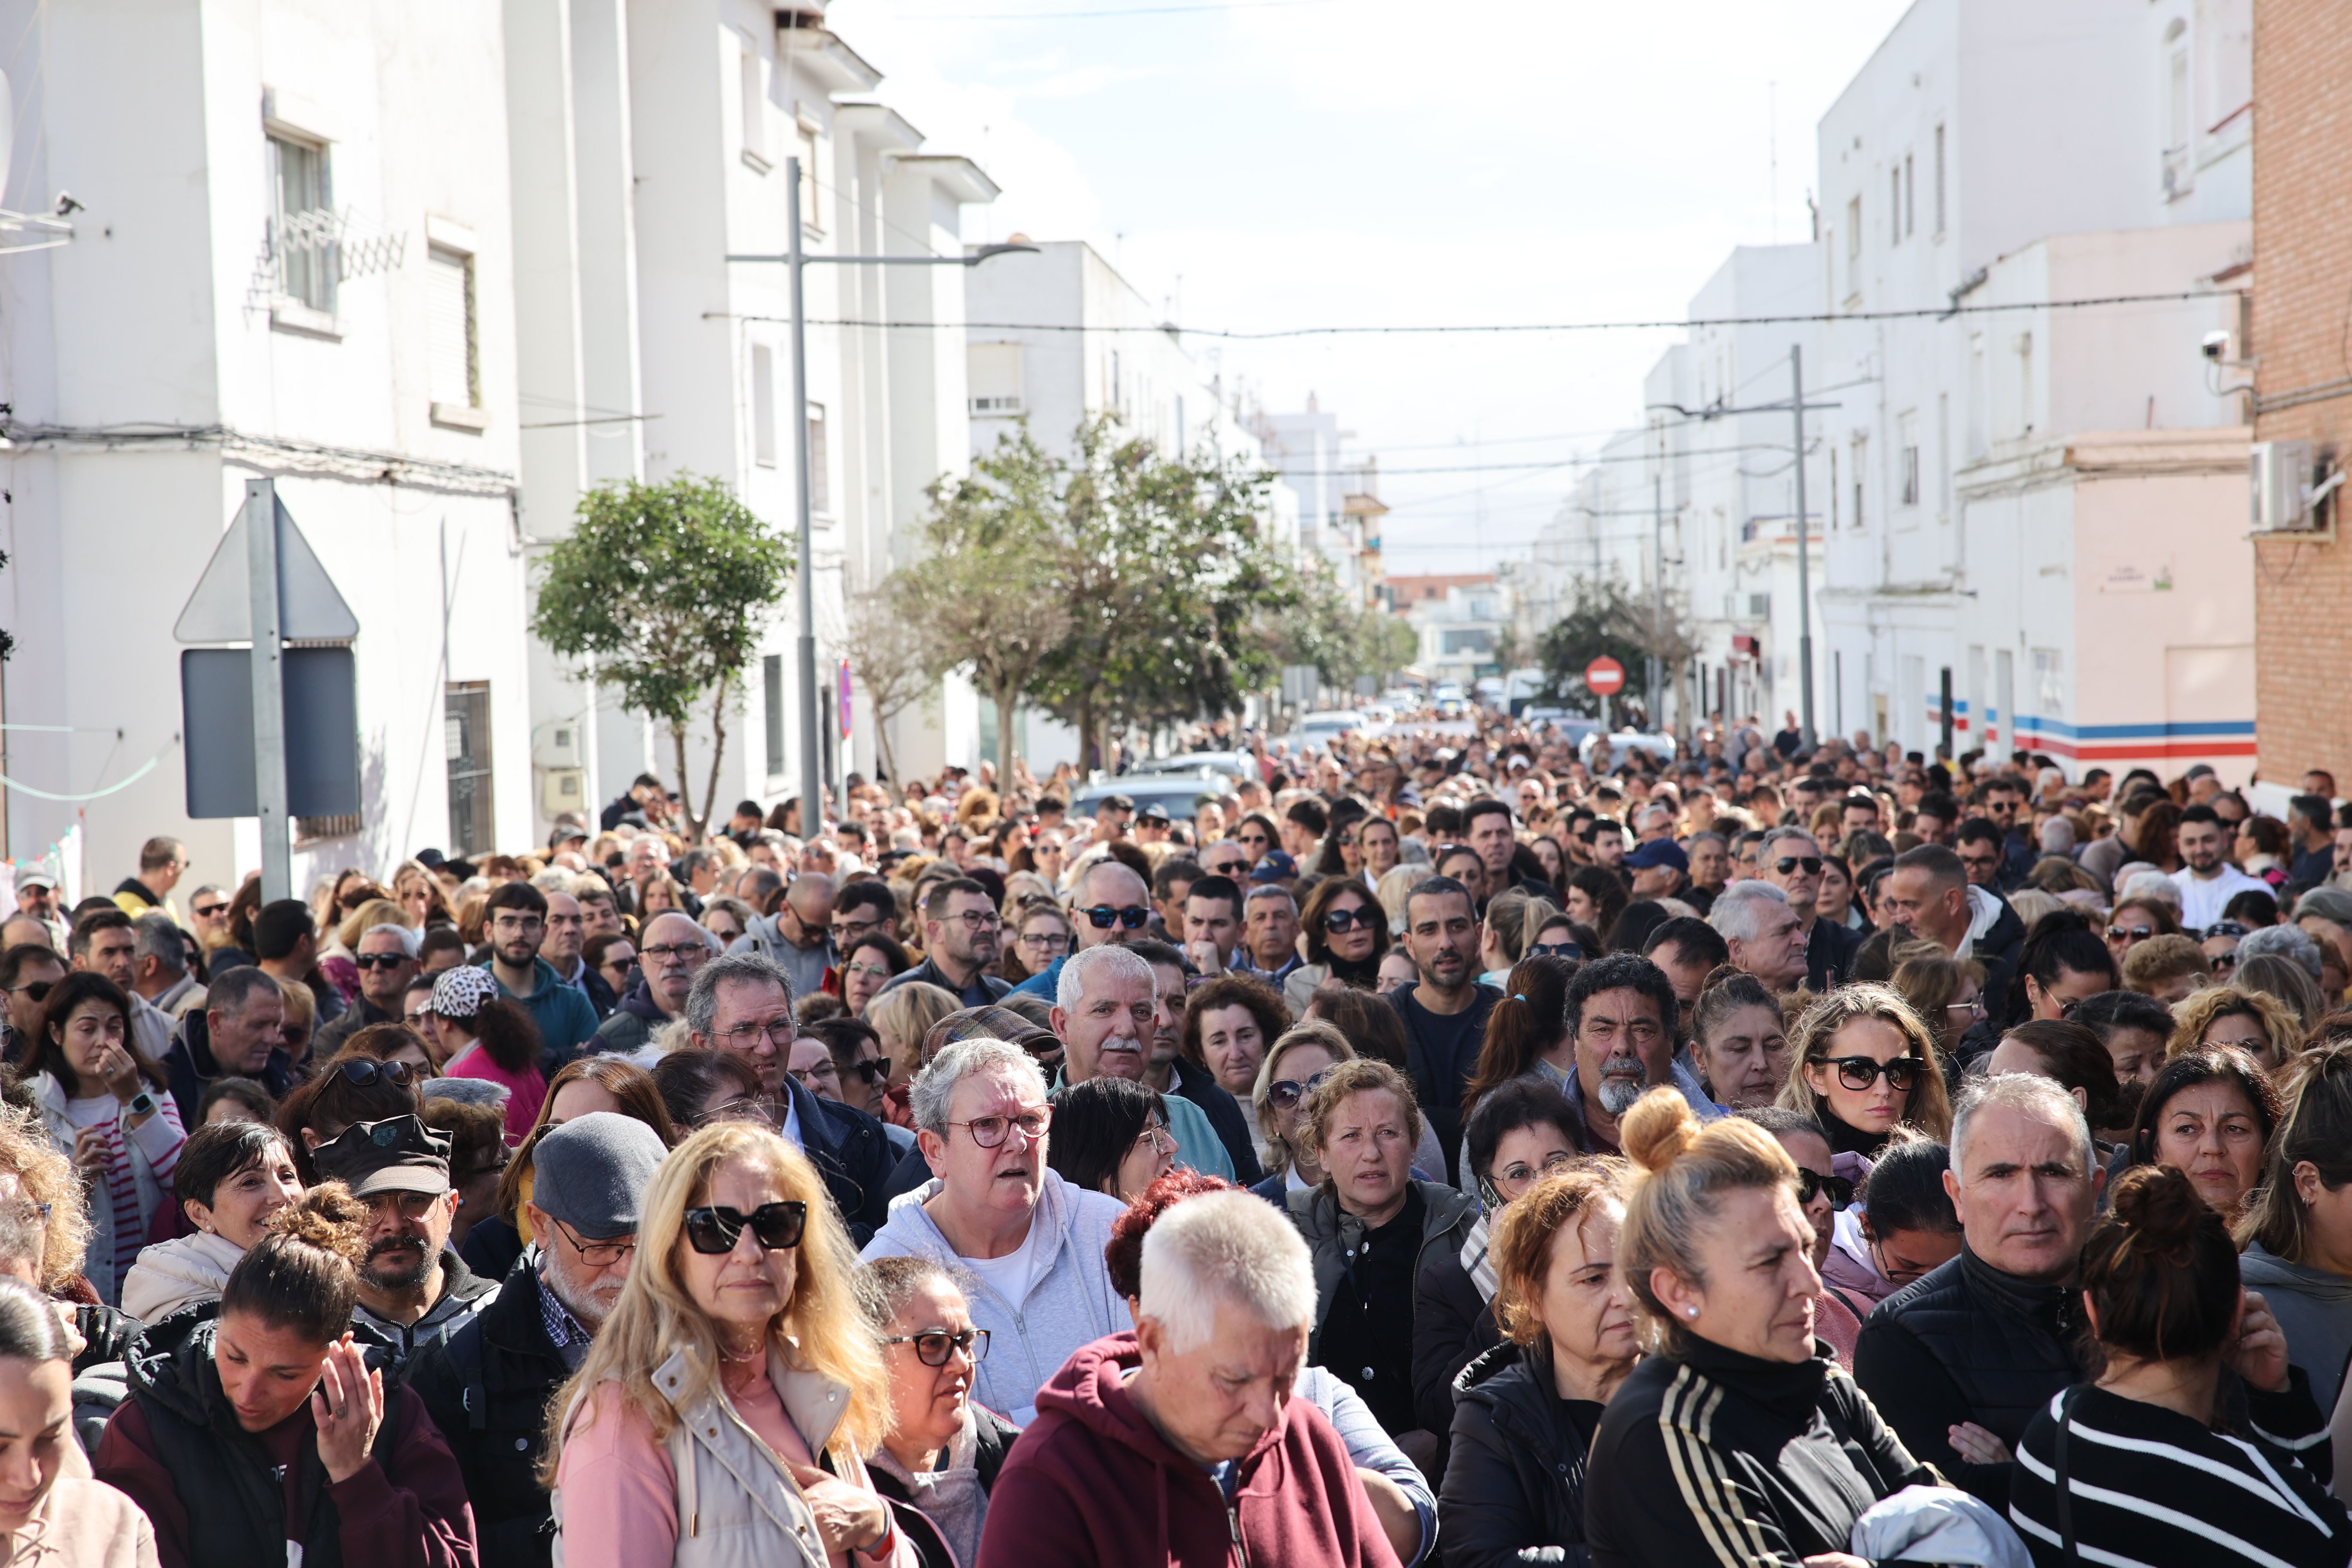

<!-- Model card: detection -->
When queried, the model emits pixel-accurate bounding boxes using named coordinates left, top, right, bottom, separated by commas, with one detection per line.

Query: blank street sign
left=182, top=646, right=360, bottom=818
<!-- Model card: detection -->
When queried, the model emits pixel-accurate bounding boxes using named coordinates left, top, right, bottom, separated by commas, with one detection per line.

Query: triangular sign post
left=174, top=489, right=358, bottom=645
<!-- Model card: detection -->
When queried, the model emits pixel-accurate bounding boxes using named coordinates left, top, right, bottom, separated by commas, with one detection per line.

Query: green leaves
left=529, top=476, right=792, bottom=836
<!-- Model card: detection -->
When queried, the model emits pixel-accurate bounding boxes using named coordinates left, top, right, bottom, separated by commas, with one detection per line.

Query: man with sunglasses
left=0, top=942, right=61, bottom=1067
left=314, top=1114, right=497, bottom=1366
left=1758, top=827, right=1862, bottom=991
left=882, top=877, right=1012, bottom=1008
left=1009, top=860, right=1155, bottom=1000
left=313, top=922, right=421, bottom=1058
left=409, top=1111, right=665, bottom=1566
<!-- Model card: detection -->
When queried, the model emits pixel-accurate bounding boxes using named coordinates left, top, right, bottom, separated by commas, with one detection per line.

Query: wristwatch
left=126, top=1092, right=155, bottom=1118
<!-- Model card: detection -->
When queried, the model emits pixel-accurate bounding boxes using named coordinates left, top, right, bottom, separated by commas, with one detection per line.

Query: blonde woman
left=2166, top=984, right=2303, bottom=1074
left=547, top=1121, right=915, bottom=1567
left=1245, top=1021, right=1354, bottom=1202
left=1777, top=983, right=1953, bottom=1157
left=865, top=982, right=960, bottom=1090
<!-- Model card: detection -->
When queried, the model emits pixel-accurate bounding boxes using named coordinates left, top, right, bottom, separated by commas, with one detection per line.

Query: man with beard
left=313, top=1114, right=495, bottom=1365
left=479, top=880, right=598, bottom=1067
left=880, top=876, right=1011, bottom=1008
left=1049, top=945, right=1232, bottom=1178
left=1555, top=952, right=1681, bottom=1155
left=408, top=1112, right=667, bottom=1566
left=1387, top=875, right=1495, bottom=1182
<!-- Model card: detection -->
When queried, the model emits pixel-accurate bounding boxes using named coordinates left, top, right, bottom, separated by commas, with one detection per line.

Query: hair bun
left=1619, top=1086, right=1702, bottom=1174
left=2108, top=1164, right=2208, bottom=1251
left=269, top=1180, right=369, bottom=1265
left=1698, top=964, right=1745, bottom=995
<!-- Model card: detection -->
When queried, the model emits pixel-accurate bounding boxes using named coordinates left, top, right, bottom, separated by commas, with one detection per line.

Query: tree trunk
left=692, top=675, right=731, bottom=846
left=993, top=681, right=1021, bottom=788
left=872, top=703, right=900, bottom=786
left=1073, top=688, right=1097, bottom=776
left=668, top=722, right=694, bottom=845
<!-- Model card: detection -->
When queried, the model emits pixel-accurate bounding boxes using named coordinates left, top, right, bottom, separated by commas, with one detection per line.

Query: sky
left=822, top=0, right=1917, bottom=574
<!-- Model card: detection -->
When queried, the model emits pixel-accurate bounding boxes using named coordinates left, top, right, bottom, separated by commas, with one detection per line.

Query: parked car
left=1124, top=750, right=1255, bottom=783
left=1070, top=778, right=1237, bottom=822
left=1577, top=729, right=1679, bottom=767
left=1296, top=710, right=1367, bottom=746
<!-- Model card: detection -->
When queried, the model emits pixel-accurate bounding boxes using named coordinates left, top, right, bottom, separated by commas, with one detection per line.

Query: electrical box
left=533, top=723, right=583, bottom=769
left=2252, top=440, right=2316, bottom=533
left=538, top=767, right=585, bottom=818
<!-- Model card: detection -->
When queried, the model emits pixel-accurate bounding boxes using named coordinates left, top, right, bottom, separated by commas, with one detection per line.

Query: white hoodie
left=119, top=1229, right=246, bottom=1323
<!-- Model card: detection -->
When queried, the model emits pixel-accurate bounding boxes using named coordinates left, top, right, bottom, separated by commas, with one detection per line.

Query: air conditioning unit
left=2251, top=440, right=2317, bottom=533
left=538, top=767, right=585, bottom=818
left=533, top=723, right=583, bottom=769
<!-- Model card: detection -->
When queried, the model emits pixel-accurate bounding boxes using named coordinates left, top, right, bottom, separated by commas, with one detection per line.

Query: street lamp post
left=729, top=156, right=1034, bottom=836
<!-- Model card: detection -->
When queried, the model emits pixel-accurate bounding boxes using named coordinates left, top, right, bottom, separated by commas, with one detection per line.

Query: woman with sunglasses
left=22, top=972, right=185, bottom=1307
left=547, top=1121, right=914, bottom=1568
left=855, top=1257, right=1015, bottom=1568
left=120, top=1120, right=303, bottom=1323
left=1246, top=1022, right=1354, bottom=1204
left=1779, top=984, right=1952, bottom=1159
left=274, top=1037, right=424, bottom=1183
left=1282, top=877, right=1391, bottom=1017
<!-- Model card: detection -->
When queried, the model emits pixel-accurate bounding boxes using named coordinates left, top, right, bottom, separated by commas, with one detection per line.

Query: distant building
left=1397, top=576, right=1508, bottom=690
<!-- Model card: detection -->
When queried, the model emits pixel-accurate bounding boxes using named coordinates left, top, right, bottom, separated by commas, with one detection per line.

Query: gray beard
left=1597, top=1070, right=1649, bottom=1118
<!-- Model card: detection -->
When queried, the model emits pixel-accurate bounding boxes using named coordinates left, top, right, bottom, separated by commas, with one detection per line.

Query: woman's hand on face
left=1946, top=1421, right=2012, bottom=1466
left=99, top=1044, right=144, bottom=1104
left=785, top=1458, right=889, bottom=1555
left=311, top=1334, right=385, bottom=1485
left=2224, top=1289, right=2292, bottom=1394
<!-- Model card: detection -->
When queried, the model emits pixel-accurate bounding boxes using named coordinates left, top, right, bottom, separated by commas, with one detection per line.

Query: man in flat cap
left=314, top=1114, right=496, bottom=1364
left=407, top=1112, right=668, bottom=1565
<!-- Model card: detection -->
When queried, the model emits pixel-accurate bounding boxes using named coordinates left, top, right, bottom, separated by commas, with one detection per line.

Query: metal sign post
left=244, top=480, right=291, bottom=901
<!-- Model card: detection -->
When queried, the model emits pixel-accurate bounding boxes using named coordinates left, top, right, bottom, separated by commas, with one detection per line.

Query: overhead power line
left=784, top=288, right=2236, bottom=341
left=896, top=0, right=1330, bottom=15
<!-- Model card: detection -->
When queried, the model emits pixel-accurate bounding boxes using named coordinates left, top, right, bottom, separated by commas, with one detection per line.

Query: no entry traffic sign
left=1585, top=656, right=1626, bottom=696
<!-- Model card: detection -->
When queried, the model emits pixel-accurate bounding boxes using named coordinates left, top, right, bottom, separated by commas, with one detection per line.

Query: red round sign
left=1584, top=656, right=1626, bottom=696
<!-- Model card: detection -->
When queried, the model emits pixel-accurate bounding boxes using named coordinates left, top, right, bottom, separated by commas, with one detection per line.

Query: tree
left=1030, top=416, right=1298, bottom=763
left=1275, top=576, right=1415, bottom=695
left=832, top=587, right=928, bottom=785
left=1534, top=579, right=1655, bottom=716
left=890, top=428, right=1072, bottom=783
left=530, top=475, right=792, bottom=843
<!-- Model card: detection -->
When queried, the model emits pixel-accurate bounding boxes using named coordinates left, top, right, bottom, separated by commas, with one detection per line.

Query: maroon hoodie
left=975, top=1331, right=1400, bottom=1568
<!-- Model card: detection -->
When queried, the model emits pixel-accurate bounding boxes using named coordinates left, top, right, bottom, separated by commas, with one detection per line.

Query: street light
left=1648, top=347, right=1838, bottom=750
left=728, top=156, right=1036, bottom=835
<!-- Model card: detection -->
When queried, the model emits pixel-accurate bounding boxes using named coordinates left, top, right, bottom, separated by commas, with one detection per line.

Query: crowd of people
left=0, top=716, right=2347, bottom=1564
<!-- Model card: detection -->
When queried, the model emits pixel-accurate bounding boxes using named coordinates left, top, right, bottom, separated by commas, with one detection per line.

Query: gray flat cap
left=532, top=1112, right=668, bottom=1240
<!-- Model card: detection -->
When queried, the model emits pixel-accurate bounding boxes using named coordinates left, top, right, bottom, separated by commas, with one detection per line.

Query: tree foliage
left=1276, top=574, right=1416, bottom=692
left=1535, top=579, right=1669, bottom=716
left=530, top=475, right=792, bottom=842
left=833, top=587, right=928, bottom=786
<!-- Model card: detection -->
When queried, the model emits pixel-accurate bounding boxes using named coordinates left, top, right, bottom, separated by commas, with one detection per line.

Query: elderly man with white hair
left=863, top=1036, right=1130, bottom=1425
left=1706, top=880, right=1811, bottom=996
left=1049, top=943, right=1234, bottom=1178
left=974, top=1190, right=1403, bottom=1568
left=1854, top=1072, right=2318, bottom=1513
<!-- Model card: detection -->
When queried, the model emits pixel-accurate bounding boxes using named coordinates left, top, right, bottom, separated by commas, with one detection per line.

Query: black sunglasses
left=2107, top=925, right=2154, bottom=943
left=1268, top=1066, right=1336, bottom=1110
left=848, top=1057, right=891, bottom=1084
left=683, top=1200, right=808, bottom=1256
left=1774, top=856, right=1825, bottom=877
left=881, top=1327, right=992, bottom=1367
left=1321, top=907, right=1375, bottom=933
left=1080, top=905, right=1152, bottom=931
left=1795, top=1168, right=1855, bottom=1207
left=1817, top=1055, right=1920, bottom=1093
left=350, top=952, right=412, bottom=971
left=5, top=980, right=50, bottom=1002
left=336, top=1058, right=416, bottom=1089
left=1526, top=942, right=1584, bottom=960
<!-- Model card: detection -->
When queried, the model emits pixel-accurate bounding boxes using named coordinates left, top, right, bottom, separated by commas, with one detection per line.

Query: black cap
left=1136, top=802, right=1171, bottom=824
left=313, top=1115, right=452, bottom=1199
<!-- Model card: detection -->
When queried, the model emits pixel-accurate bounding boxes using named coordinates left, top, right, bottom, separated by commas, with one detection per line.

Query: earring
left=1685, top=1306, right=1698, bottom=1318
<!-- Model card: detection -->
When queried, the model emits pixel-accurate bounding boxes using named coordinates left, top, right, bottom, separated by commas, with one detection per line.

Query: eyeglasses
left=1268, top=1066, right=1336, bottom=1110
left=351, top=952, right=412, bottom=971
left=643, top=940, right=707, bottom=962
left=719, top=1018, right=796, bottom=1048
left=1526, top=942, right=1584, bottom=960
left=1773, top=856, right=1825, bottom=877
left=191, top=902, right=228, bottom=921
left=548, top=1214, right=637, bottom=1268
left=490, top=916, right=545, bottom=934
left=944, top=910, right=1002, bottom=931
left=1795, top=1169, right=1855, bottom=1207
left=4, top=981, right=51, bottom=1003
left=1080, top=905, right=1152, bottom=931
left=364, top=1191, right=443, bottom=1221
left=1943, top=998, right=1986, bottom=1020
left=946, top=1106, right=1052, bottom=1148
left=1132, top=1118, right=1174, bottom=1156
left=336, top=1058, right=416, bottom=1089
left=788, top=1064, right=839, bottom=1088
left=1493, top=1151, right=1577, bottom=1191
left=1204, top=860, right=1250, bottom=877
left=1018, top=931, right=1072, bottom=955
left=1816, top=1055, right=1920, bottom=1093
left=704, top=1096, right=775, bottom=1127
left=683, top=1200, right=808, bottom=1255
left=847, top=1057, right=891, bottom=1084
left=2106, top=925, right=2154, bottom=943
left=2209, top=952, right=2239, bottom=974
left=1321, top=906, right=1374, bottom=933
left=599, top=951, right=637, bottom=972
left=830, top=916, right=886, bottom=943
left=882, top=1328, right=991, bottom=1367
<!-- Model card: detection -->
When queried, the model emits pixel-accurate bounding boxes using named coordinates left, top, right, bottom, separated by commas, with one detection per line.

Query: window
left=425, top=245, right=478, bottom=411
left=1890, top=168, right=1902, bottom=247
left=1898, top=410, right=1920, bottom=506
left=805, top=404, right=830, bottom=513
left=444, top=683, right=495, bottom=857
left=1934, top=125, right=1947, bottom=233
left=968, top=343, right=1023, bottom=414
left=740, top=42, right=768, bottom=168
left=2033, top=648, right=2064, bottom=720
left=2163, top=34, right=2192, bottom=197
left=1936, top=393, right=1951, bottom=516
left=764, top=655, right=787, bottom=778
left=1845, top=196, right=1862, bottom=298
left=270, top=133, right=336, bottom=313
left=1439, top=629, right=1492, bottom=656
left=1903, top=153, right=1915, bottom=237
left=798, top=126, right=821, bottom=229
left=752, top=345, right=776, bottom=468
left=1747, top=593, right=1770, bottom=618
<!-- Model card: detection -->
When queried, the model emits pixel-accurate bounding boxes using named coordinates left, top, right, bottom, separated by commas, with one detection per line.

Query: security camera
left=2202, top=330, right=2232, bottom=361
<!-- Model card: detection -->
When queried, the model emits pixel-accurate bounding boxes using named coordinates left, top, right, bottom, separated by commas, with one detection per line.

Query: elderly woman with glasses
left=858, top=1037, right=1127, bottom=1428
left=1246, top=1021, right=1355, bottom=1204
left=854, top=1256, right=1016, bottom=1568
left=548, top=1121, right=918, bottom=1568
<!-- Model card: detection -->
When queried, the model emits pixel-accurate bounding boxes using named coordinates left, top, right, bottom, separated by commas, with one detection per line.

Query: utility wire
left=789, top=288, right=2237, bottom=340
left=894, top=0, right=1332, bottom=17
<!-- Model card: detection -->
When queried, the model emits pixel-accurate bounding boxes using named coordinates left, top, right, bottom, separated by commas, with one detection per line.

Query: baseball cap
left=548, top=824, right=589, bottom=851
left=432, top=965, right=502, bottom=1021
left=1101, top=794, right=1135, bottom=814
left=530, top=1112, right=668, bottom=1240
left=314, top=1115, right=453, bottom=1199
left=1136, top=802, right=1171, bottom=824
left=14, top=870, right=55, bottom=891
left=1249, top=851, right=1299, bottom=884
left=1624, top=840, right=1689, bottom=872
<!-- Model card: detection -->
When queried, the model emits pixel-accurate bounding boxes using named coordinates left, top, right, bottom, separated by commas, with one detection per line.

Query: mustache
left=366, top=1237, right=424, bottom=1260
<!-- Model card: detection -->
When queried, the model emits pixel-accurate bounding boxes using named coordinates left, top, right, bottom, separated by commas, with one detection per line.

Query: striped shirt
left=2009, top=1382, right=2349, bottom=1568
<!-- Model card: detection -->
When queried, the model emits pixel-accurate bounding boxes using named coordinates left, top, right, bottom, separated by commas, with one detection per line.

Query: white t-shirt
left=955, top=1213, right=1044, bottom=1308
left=2170, top=864, right=2268, bottom=933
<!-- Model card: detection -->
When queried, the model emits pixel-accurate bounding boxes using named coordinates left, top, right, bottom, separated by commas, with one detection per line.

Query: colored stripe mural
left=1920, top=697, right=2256, bottom=768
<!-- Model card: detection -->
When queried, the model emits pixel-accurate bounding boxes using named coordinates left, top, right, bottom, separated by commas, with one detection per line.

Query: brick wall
left=2254, top=0, right=2352, bottom=784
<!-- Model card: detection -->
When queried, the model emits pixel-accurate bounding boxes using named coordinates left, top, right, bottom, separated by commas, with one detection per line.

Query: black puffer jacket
left=1438, top=1339, right=1603, bottom=1568
left=1410, top=1216, right=1499, bottom=1440
left=1850, top=1246, right=2084, bottom=1510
